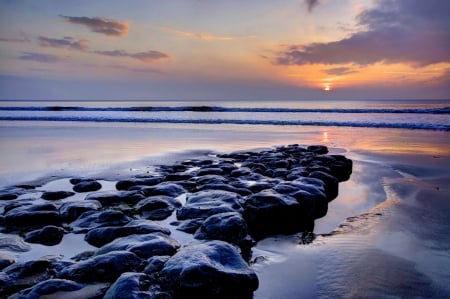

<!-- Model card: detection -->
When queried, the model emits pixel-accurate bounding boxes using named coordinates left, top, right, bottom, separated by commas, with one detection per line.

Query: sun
left=323, top=83, right=331, bottom=91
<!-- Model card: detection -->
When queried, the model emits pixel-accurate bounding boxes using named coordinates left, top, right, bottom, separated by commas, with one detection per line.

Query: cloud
left=275, top=0, right=450, bottom=67
left=38, top=36, right=89, bottom=51
left=95, top=49, right=169, bottom=62
left=60, top=15, right=129, bottom=36
left=0, top=32, right=30, bottom=43
left=160, top=26, right=255, bottom=41
left=305, top=0, right=320, bottom=13
left=18, top=52, right=63, bottom=63
left=323, top=67, right=358, bottom=76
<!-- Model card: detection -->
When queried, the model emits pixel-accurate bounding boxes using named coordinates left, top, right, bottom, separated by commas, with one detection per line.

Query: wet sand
left=1, top=123, right=449, bottom=297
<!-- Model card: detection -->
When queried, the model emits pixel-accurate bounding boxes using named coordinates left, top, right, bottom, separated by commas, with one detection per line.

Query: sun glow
left=323, top=83, right=331, bottom=91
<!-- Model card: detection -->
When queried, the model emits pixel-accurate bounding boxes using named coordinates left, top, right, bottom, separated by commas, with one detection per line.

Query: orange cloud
left=38, top=36, right=89, bottom=51
left=160, top=25, right=255, bottom=41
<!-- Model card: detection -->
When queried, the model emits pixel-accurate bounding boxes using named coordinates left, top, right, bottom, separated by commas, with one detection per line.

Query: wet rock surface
left=0, top=144, right=352, bottom=298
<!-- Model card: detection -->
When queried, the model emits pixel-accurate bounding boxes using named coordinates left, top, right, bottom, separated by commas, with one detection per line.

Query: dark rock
left=143, top=256, right=170, bottom=274
left=24, top=225, right=64, bottom=246
left=230, top=167, right=252, bottom=178
left=116, top=177, right=161, bottom=191
left=197, top=183, right=252, bottom=196
left=85, top=220, right=171, bottom=247
left=164, top=172, right=193, bottom=181
left=58, top=251, right=143, bottom=283
left=243, top=190, right=303, bottom=240
left=135, top=182, right=186, bottom=198
left=177, top=190, right=243, bottom=220
left=175, top=218, right=204, bottom=234
left=136, top=197, right=175, bottom=220
left=307, top=145, right=329, bottom=154
left=329, top=155, right=353, bottom=181
left=70, top=210, right=132, bottom=233
left=59, top=200, right=102, bottom=222
left=41, top=191, right=75, bottom=201
left=309, top=171, right=339, bottom=200
left=9, top=279, right=84, bottom=298
left=192, top=174, right=228, bottom=186
left=73, top=180, right=102, bottom=193
left=1, top=258, right=67, bottom=296
left=95, top=233, right=180, bottom=259
left=103, top=272, right=153, bottom=299
left=4, top=203, right=60, bottom=229
left=194, top=212, right=249, bottom=245
left=85, top=190, right=145, bottom=206
left=160, top=241, right=258, bottom=298
left=0, top=253, right=15, bottom=271
left=197, top=167, right=224, bottom=176
left=0, top=191, right=18, bottom=201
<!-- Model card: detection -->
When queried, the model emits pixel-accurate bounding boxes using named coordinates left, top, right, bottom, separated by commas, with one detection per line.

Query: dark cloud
left=18, top=52, right=63, bottom=63
left=324, top=67, right=358, bottom=76
left=38, top=36, right=89, bottom=51
left=275, top=0, right=450, bottom=66
left=95, top=50, right=169, bottom=62
left=60, top=15, right=129, bottom=36
left=305, top=0, right=320, bottom=13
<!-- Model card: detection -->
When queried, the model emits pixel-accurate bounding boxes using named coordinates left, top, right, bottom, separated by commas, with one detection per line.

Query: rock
left=143, top=256, right=170, bottom=274
left=194, top=212, right=249, bottom=245
left=95, top=233, right=180, bottom=259
left=196, top=167, right=224, bottom=176
left=175, top=219, right=204, bottom=234
left=73, top=180, right=102, bottom=193
left=103, top=272, right=154, bottom=299
left=243, top=190, right=303, bottom=240
left=164, top=172, right=193, bottom=181
left=116, top=177, right=161, bottom=191
left=192, top=174, right=228, bottom=186
left=177, top=190, right=243, bottom=220
left=307, top=145, right=329, bottom=154
left=197, top=183, right=252, bottom=196
left=160, top=241, right=258, bottom=298
left=58, top=251, right=143, bottom=283
left=24, top=225, right=64, bottom=246
left=309, top=171, right=339, bottom=200
left=0, top=191, right=19, bottom=201
left=9, top=279, right=83, bottom=298
left=136, top=196, right=178, bottom=220
left=1, top=258, right=69, bottom=297
left=85, top=190, right=145, bottom=206
left=41, top=191, right=75, bottom=200
left=4, top=203, right=61, bottom=229
left=0, top=253, right=15, bottom=271
left=329, top=155, right=353, bottom=181
left=0, top=235, right=31, bottom=253
left=59, top=200, right=102, bottom=222
left=85, top=220, right=171, bottom=247
left=230, top=167, right=252, bottom=178
left=70, top=210, right=132, bottom=233
left=135, top=182, right=186, bottom=198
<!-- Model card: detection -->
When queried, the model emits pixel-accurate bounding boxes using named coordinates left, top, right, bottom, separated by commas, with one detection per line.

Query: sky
left=0, top=0, right=449, bottom=100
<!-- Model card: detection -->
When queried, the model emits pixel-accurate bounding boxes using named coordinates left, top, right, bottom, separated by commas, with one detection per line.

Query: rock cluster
left=0, top=144, right=351, bottom=298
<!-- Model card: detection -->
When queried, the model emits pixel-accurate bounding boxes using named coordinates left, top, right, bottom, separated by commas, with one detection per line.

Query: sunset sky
left=0, top=0, right=449, bottom=100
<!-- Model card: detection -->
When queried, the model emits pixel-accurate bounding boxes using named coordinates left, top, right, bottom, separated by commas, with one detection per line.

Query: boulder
left=70, top=210, right=132, bottom=233
left=0, top=235, right=31, bottom=253
left=143, top=256, right=170, bottom=274
left=194, top=212, right=249, bottom=245
left=0, top=253, right=15, bottom=271
left=58, top=251, right=142, bottom=283
left=103, top=272, right=154, bottom=299
left=4, top=203, right=61, bottom=229
left=59, top=200, right=102, bottom=222
left=243, top=190, right=303, bottom=240
left=73, top=180, right=102, bottom=193
left=95, top=233, right=180, bottom=259
left=85, top=191, right=145, bottom=206
left=135, top=197, right=175, bottom=220
left=41, top=191, right=75, bottom=201
left=85, top=220, right=171, bottom=247
left=135, top=182, right=186, bottom=197
left=177, top=190, right=243, bottom=220
left=116, top=177, right=161, bottom=191
left=197, top=183, right=252, bottom=196
left=307, top=145, right=329, bottom=154
left=24, top=225, right=64, bottom=246
left=309, top=171, right=339, bottom=200
left=160, top=241, right=258, bottom=298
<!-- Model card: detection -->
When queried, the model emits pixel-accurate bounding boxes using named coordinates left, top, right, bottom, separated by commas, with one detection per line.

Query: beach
left=0, top=112, right=449, bottom=298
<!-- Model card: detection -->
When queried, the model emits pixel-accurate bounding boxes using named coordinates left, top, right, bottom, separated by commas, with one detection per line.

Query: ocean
left=0, top=99, right=449, bottom=297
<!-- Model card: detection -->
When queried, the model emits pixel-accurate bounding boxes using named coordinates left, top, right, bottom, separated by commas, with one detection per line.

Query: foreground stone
left=160, top=241, right=259, bottom=298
